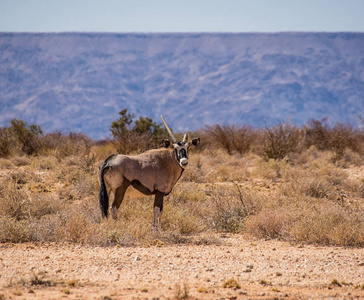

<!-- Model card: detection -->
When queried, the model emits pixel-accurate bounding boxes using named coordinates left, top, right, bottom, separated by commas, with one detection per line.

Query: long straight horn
left=182, top=133, right=188, bottom=143
left=161, top=115, right=177, bottom=143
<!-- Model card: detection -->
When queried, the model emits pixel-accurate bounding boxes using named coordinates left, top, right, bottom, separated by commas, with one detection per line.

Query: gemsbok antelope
left=98, top=115, right=200, bottom=231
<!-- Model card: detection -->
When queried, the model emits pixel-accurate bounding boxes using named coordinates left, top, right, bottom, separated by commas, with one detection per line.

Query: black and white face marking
left=174, top=141, right=189, bottom=168
left=160, top=116, right=200, bottom=169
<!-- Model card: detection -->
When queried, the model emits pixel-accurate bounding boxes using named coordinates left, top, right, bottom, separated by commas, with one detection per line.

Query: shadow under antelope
left=98, top=115, right=200, bottom=231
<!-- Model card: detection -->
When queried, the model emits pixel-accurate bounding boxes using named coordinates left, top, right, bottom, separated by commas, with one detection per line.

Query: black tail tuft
left=99, top=155, right=115, bottom=218
left=99, top=173, right=109, bottom=218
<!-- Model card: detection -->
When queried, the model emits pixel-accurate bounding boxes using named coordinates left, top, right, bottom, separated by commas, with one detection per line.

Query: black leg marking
left=153, top=191, right=165, bottom=231
left=154, top=191, right=164, bottom=212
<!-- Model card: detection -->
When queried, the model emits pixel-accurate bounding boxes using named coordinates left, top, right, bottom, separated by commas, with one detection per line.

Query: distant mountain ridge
left=1, top=32, right=363, bottom=139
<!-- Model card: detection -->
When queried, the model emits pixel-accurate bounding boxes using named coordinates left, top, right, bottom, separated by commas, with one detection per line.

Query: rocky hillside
left=1, top=32, right=363, bottom=138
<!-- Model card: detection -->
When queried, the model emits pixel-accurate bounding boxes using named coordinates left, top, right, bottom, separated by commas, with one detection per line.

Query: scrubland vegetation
left=0, top=115, right=363, bottom=247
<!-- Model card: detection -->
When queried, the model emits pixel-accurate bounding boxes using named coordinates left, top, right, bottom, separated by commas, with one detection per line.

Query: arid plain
left=1, top=121, right=364, bottom=299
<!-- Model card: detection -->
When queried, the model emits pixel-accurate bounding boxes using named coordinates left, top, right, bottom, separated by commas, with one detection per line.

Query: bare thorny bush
left=203, top=124, right=257, bottom=155
left=111, top=130, right=151, bottom=154
left=262, top=121, right=304, bottom=160
left=304, top=118, right=363, bottom=161
left=204, top=119, right=364, bottom=162
left=206, top=183, right=262, bottom=233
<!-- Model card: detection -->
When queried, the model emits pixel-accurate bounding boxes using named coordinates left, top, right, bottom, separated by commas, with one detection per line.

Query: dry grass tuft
left=222, top=278, right=241, bottom=289
left=245, top=209, right=288, bottom=239
left=174, top=283, right=189, bottom=300
left=197, top=286, right=209, bottom=293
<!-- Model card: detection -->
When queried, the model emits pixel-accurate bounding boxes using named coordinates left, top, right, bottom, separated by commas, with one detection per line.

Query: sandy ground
left=0, top=235, right=363, bottom=300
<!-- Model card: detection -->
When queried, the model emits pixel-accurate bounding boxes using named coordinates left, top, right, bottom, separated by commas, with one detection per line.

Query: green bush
left=110, top=108, right=167, bottom=154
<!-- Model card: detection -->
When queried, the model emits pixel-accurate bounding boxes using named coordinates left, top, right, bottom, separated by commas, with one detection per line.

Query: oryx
left=98, top=115, right=200, bottom=231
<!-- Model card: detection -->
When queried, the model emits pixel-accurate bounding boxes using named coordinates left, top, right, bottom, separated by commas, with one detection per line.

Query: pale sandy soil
left=1, top=235, right=363, bottom=300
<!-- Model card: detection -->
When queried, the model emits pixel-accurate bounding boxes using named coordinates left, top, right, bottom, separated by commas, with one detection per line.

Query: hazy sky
left=1, top=0, right=364, bottom=32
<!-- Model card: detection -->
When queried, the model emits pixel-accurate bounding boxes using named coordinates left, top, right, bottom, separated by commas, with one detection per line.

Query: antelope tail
left=99, top=155, right=115, bottom=218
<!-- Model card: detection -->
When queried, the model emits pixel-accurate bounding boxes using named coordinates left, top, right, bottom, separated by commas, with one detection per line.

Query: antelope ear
left=162, top=139, right=171, bottom=148
left=190, top=137, right=200, bottom=147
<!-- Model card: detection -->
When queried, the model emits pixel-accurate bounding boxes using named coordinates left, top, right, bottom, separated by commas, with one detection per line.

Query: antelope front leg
left=112, top=207, right=118, bottom=220
left=153, top=191, right=164, bottom=232
left=153, top=207, right=162, bottom=232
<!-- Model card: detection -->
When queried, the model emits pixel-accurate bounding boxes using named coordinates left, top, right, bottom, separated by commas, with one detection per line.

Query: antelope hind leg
left=153, top=191, right=164, bottom=232
left=111, top=180, right=130, bottom=221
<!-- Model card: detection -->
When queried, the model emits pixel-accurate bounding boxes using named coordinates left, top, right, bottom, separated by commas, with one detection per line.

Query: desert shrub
left=163, top=203, right=206, bottom=235
left=201, top=150, right=253, bottom=183
left=60, top=212, right=93, bottom=243
left=303, top=178, right=332, bottom=198
left=280, top=157, right=351, bottom=202
left=180, top=154, right=206, bottom=183
left=37, top=132, right=98, bottom=178
left=0, top=126, right=12, bottom=157
left=305, top=119, right=364, bottom=161
left=262, top=121, right=303, bottom=159
left=0, top=168, right=97, bottom=243
left=29, top=155, right=58, bottom=170
left=307, top=157, right=347, bottom=185
left=0, top=176, right=29, bottom=220
left=231, top=125, right=257, bottom=154
left=10, top=119, right=43, bottom=155
left=0, top=119, right=97, bottom=159
left=206, top=186, right=249, bottom=233
left=245, top=193, right=364, bottom=246
left=288, top=199, right=364, bottom=246
left=59, top=174, right=98, bottom=201
left=204, top=124, right=256, bottom=155
left=28, top=215, right=63, bottom=242
left=0, top=216, right=32, bottom=242
left=110, top=108, right=166, bottom=154
left=112, top=130, right=151, bottom=154
left=340, top=148, right=364, bottom=167
left=0, top=158, right=14, bottom=169
left=305, top=118, right=331, bottom=150
left=204, top=124, right=233, bottom=154
left=85, top=221, right=137, bottom=246
left=0, top=119, right=43, bottom=157
left=11, top=156, right=31, bottom=166
left=26, top=194, right=65, bottom=220
left=170, top=184, right=208, bottom=203
left=357, top=182, right=364, bottom=198
left=252, top=157, right=292, bottom=181
left=92, top=140, right=117, bottom=161
left=39, top=131, right=93, bottom=159
left=214, top=165, right=241, bottom=182
left=329, top=122, right=362, bottom=160
left=245, top=208, right=290, bottom=239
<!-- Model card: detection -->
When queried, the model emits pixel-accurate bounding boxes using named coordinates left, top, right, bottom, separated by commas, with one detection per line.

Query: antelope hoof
left=153, top=225, right=162, bottom=233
